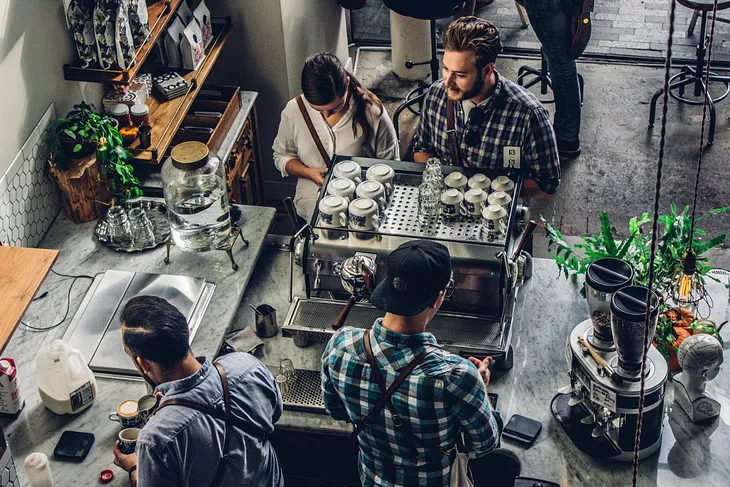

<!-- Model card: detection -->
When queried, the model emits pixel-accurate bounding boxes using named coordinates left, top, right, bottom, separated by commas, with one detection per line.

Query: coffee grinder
left=552, top=258, right=668, bottom=461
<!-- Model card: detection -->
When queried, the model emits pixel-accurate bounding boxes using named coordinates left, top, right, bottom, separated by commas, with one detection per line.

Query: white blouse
left=273, top=95, right=400, bottom=220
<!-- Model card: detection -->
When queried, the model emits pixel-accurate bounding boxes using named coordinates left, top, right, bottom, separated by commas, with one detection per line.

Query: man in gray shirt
left=112, top=295, right=284, bottom=486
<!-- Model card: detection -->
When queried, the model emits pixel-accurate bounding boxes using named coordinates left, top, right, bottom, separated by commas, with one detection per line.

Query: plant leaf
left=600, top=212, right=617, bottom=255
left=72, top=144, right=82, bottom=153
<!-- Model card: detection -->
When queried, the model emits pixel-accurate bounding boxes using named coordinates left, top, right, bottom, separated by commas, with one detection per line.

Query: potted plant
left=542, top=204, right=728, bottom=368
left=55, top=102, right=112, bottom=160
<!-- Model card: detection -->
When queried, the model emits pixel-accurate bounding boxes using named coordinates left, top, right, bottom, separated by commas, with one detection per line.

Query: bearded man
left=413, top=17, right=560, bottom=198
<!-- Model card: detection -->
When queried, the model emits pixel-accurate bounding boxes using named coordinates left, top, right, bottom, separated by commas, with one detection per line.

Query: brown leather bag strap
left=447, top=99, right=470, bottom=168
left=214, top=362, right=232, bottom=461
left=296, top=94, right=332, bottom=168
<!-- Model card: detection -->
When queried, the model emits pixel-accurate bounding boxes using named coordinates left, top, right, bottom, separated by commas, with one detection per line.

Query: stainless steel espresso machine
left=552, top=258, right=668, bottom=461
left=280, top=156, right=534, bottom=413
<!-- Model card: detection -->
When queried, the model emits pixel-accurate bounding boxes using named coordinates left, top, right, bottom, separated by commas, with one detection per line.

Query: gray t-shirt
left=136, top=353, right=284, bottom=487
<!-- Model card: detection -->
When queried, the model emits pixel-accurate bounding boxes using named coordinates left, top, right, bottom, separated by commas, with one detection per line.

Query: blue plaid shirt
left=413, top=71, right=561, bottom=194
left=321, top=319, right=502, bottom=486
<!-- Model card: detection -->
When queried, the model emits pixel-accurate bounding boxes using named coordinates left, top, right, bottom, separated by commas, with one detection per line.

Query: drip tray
left=63, top=270, right=215, bottom=378
left=276, top=369, right=326, bottom=413
left=282, top=298, right=507, bottom=358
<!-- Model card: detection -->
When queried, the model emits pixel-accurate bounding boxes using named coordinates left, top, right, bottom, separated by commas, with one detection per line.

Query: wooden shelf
left=63, top=0, right=183, bottom=84
left=130, top=18, right=232, bottom=165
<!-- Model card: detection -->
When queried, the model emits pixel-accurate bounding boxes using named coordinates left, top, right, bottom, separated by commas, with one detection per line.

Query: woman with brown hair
left=274, top=52, right=399, bottom=221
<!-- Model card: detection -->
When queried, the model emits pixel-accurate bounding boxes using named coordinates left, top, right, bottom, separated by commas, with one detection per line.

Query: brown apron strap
left=296, top=94, right=332, bottom=168
left=447, top=99, right=469, bottom=167
left=213, top=362, right=232, bottom=462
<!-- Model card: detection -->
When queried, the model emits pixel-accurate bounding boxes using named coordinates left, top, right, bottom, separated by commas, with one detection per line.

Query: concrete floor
left=354, top=49, right=730, bottom=268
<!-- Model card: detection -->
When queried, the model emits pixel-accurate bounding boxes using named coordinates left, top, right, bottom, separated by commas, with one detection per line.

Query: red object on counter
left=100, top=470, right=114, bottom=483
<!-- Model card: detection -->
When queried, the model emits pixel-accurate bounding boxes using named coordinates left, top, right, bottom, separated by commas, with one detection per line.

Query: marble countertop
left=0, top=204, right=274, bottom=486
left=242, top=248, right=730, bottom=486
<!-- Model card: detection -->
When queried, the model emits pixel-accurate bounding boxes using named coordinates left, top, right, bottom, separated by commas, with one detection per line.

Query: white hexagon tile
left=0, top=104, right=61, bottom=248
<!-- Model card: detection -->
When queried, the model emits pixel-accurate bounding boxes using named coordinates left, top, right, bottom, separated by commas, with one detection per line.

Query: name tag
left=503, top=146, right=521, bottom=169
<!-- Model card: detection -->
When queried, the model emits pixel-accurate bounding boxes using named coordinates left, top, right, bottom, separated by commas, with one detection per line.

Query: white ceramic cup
left=318, top=195, right=348, bottom=228
left=440, top=189, right=467, bottom=218
left=482, top=204, right=508, bottom=240
left=349, top=198, right=381, bottom=230
left=464, top=188, right=489, bottom=217
left=327, top=178, right=356, bottom=203
left=491, top=175, right=515, bottom=196
left=365, top=164, right=395, bottom=196
left=444, top=171, right=468, bottom=192
left=487, top=190, right=512, bottom=210
left=356, top=181, right=387, bottom=211
left=333, top=160, right=362, bottom=184
left=118, top=428, right=141, bottom=455
left=468, top=173, right=491, bottom=192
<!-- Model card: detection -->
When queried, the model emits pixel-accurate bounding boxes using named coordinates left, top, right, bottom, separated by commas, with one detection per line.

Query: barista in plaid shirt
left=413, top=17, right=560, bottom=197
left=321, top=241, right=506, bottom=486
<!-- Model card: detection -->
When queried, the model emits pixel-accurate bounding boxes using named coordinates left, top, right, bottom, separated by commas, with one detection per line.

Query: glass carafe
left=161, top=142, right=231, bottom=252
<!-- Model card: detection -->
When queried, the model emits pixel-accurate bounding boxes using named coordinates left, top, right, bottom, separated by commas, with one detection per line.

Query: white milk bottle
left=35, top=340, right=97, bottom=415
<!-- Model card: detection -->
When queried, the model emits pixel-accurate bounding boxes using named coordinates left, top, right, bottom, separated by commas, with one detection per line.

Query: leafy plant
left=541, top=204, right=728, bottom=297
left=53, top=102, right=142, bottom=200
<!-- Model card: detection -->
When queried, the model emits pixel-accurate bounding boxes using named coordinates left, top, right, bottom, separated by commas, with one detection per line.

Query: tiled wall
left=0, top=104, right=62, bottom=248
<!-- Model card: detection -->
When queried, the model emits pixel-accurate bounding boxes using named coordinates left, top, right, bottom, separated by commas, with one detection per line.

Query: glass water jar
left=161, top=141, right=231, bottom=252
left=585, top=258, right=633, bottom=343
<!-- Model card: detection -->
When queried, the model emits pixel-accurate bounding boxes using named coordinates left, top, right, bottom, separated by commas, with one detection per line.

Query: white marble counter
left=243, top=248, right=730, bottom=486
left=0, top=204, right=275, bottom=486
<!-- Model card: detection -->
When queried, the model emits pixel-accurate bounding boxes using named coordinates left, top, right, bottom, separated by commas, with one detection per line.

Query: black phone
left=502, top=414, right=542, bottom=445
left=488, top=392, right=499, bottom=410
left=54, top=431, right=95, bottom=462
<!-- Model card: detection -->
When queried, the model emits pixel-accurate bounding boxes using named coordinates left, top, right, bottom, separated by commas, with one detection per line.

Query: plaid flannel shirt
left=321, top=319, right=502, bottom=487
left=413, top=71, right=561, bottom=194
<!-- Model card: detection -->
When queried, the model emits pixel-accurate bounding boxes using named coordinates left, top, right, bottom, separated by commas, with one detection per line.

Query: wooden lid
left=171, top=141, right=209, bottom=170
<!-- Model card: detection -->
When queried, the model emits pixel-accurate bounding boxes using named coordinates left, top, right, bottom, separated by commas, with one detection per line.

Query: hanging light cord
left=632, top=0, right=677, bottom=482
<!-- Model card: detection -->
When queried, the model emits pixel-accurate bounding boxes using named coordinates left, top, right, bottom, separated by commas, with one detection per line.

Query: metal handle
left=511, top=220, right=537, bottom=261
left=192, top=111, right=223, bottom=118
left=283, top=197, right=300, bottom=231
left=332, top=295, right=356, bottom=330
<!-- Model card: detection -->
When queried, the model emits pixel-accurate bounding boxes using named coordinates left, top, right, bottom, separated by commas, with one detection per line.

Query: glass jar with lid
left=161, top=141, right=231, bottom=252
left=130, top=104, right=150, bottom=126
left=110, top=103, right=131, bottom=128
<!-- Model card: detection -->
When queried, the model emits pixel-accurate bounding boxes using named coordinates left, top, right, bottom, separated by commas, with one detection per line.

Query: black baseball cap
left=370, top=240, right=452, bottom=316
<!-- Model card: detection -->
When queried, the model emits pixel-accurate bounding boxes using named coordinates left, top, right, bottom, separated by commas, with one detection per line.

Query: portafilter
left=332, top=255, right=376, bottom=330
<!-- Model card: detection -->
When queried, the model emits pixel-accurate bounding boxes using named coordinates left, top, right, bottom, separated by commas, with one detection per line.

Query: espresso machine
left=552, top=258, right=668, bottom=461
left=280, top=156, right=534, bottom=413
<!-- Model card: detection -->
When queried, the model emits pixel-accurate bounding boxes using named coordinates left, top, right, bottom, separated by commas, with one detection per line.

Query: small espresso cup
left=468, top=173, right=491, bottom=192
left=349, top=198, right=381, bottom=230
left=318, top=195, right=349, bottom=228
left=137, top=394, right=159, bottom=424
left=356, top=180, right=387, bottom=211
left=440, top=189, right=467, bottom=218
left=482, top=204, right=508, bottom=240
left=487, top=190, right=512, bottom=210
left=491, top=175, right=515, bottom=196
left=327, top=178, right=356, bottom=203
left=109, top=399, right=142, bottom=428
left=444, top=171, right=468, bottom=192
left=464, top=188, right=489, bottom=217
left=332, top=160, right=362, bottom=185
left=365, top=164, right=395, bottom=196
left=118, top=428, right=141, bottom=455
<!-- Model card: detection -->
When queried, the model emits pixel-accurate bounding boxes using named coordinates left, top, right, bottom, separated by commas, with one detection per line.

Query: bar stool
left=385, top=0, right=466, bottom=137
left=648, top=0, right=730, bottom=145
left=516, top=49, right=585, bottom=105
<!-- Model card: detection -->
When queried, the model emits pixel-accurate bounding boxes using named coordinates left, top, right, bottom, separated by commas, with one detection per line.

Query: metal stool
left=516, top=49, right=585, bottom=105
left=649, top=0, right=730, bottom=145
left=385, top=0, right=466, bottom=137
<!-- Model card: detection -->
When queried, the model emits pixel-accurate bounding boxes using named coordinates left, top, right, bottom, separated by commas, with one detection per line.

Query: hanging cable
left=631, top=0, right=678, bottom=483
left=20, top=270, right=94, bottom=332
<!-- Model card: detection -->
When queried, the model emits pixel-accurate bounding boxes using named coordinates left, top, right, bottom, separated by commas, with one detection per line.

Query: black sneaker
left=557, top=139, right=581, bottom=161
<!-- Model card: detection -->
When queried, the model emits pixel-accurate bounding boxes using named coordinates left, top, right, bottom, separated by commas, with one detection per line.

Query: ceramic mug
left=444, top=171, right=468, bottom=192
left=482, top=204, right=508, bottom=240
left=491, top=175, right=515, bottom=196
left=118, top=428, right=141, bottom=455
left=318, top=195, right=349, bottom=228
left=348, top=198, right=381, bottom=230
left=440, top=189, right=467, bottom=218
left=327, top=178, right=356, bottom=203
left=109, top=400, right=142, bottom=428
left=137, top=394, right=159, bottom=424
left=468, top=173, right=491, bottom=192
left=332, top=160, right=362, bottom=185
left=365, top=164, right=395, bottom=196
left=464, top=188, right=489, bottom=217
left=487, top=190, right=512, bottom=210
left=356, top=181, right=387, bottom=211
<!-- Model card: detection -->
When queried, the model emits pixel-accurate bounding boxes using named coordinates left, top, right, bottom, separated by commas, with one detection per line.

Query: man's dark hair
left=121, top=295, right=190, bottom=367
left=443, top=16, right=503, bottom=71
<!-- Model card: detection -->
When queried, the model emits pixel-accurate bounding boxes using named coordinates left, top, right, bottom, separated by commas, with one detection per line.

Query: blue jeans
left=523, top=0, right=581, bottom=144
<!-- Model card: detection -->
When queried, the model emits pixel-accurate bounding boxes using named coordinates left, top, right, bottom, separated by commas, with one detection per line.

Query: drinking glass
left=106, top=206, right=132, bottom=248
left=279, top=358, right=297, bottom=381
left=418, top=182, right=440, bottom=223
left=128, top=207, right=155, bottom=248
left=422, top=158, right=444, bottom=189
left=276, top=374, right=291, bottom=397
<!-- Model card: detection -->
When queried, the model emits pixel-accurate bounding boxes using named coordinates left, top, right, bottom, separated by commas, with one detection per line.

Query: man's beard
left=446, top=76, right=485, bottom=102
